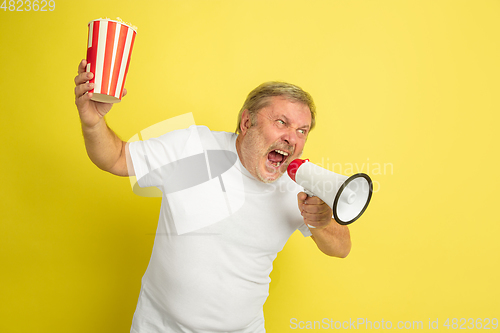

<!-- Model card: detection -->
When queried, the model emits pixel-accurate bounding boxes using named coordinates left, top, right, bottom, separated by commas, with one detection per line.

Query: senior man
left=74, top=59, right=351, bottom=333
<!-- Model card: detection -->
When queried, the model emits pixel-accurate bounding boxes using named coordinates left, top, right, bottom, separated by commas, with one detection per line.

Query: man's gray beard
left=254, top=150, right=303, bottom=184
left=256, top=166, right=283, bottom=184
left=242, top=126, right=302, bottom=184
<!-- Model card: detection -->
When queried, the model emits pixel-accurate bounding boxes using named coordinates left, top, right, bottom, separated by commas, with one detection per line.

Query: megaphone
left=287, top=159, right=373, bottom=225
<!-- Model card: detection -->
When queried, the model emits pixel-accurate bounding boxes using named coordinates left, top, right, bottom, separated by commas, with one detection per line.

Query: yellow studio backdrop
left=1, top=0, right=499, bottom=332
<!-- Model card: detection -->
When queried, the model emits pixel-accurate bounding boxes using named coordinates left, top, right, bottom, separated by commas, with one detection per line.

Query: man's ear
left=240, top=109, right=251, bottom=135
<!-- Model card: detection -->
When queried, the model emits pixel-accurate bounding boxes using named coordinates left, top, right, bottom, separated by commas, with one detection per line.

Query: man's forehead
left=281, top=113, right=311, bottom=129
left=263, top=97, right=311, bottom=127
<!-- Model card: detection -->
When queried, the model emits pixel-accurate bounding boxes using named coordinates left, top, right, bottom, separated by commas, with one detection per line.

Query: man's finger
left=302, top=210, right=331, bottom=223
left=78, top=59, right=87, bottom=74
left=297, top=192, right=308, bottom=202
left=302, top=203, right=331, bottom=215
left=75, top=89, right=91, bottom=109
left=307, top=203, right=330, bottom=214
left=74, top=72, right=93, bottom=86
left=75, top=82, right=94, bottom=99
left=303, top=196, right=325, bottom=205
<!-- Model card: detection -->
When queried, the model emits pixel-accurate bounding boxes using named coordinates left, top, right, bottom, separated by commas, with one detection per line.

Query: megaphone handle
left=303, top=188, right=316, bottom=228
left=304, top=189, right=315, bottom=197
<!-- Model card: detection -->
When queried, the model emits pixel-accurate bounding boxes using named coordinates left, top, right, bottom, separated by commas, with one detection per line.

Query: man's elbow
left=107, top=142, right=133, bottom=177
left=323, top=242, right=351, bottom=258
left=335, top=246, right=351, bottom=258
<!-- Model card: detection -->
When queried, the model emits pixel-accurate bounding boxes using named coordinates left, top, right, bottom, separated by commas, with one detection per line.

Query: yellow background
left=1, top=0, right=499, bottom=332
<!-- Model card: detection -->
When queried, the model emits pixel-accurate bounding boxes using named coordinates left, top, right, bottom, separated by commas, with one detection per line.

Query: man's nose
left=281, top=127, right=298, bottom=146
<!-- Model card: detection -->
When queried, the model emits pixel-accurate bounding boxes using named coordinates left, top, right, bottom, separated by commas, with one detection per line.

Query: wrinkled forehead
left=258, top=96, right=312, bottom=128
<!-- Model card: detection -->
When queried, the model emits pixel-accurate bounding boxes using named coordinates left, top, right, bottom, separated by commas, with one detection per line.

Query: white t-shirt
left=128, top=125, right=311, bottom=333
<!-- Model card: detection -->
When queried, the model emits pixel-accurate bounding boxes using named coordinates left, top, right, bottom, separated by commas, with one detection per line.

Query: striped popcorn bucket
left=86, top=19, right=137, bottom=103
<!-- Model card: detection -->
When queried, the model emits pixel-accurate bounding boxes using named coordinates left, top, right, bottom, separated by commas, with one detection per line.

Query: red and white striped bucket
left=86, top=19, right=137, bottom=103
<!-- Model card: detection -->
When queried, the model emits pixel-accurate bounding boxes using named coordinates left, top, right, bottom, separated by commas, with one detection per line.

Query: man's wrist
left=81, top=116, right=106, bottom=133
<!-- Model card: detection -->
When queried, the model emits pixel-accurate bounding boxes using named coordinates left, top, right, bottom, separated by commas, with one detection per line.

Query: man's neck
left=235, top=134, right=246, bottom=169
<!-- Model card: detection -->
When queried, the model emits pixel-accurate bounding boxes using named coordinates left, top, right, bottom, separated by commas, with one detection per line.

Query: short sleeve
left=298, top=222, right=312, bottom=237
left=128, top=125, right=207, bottom=189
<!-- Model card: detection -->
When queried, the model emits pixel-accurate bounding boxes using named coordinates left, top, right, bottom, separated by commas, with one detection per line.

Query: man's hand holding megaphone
left=297, top=190, right=352, bottom=258
left=287, top=158, right=373, bottom=226
left=288, top=158, right=373, bottom=257
left=297, top=192, right=333, bottom=230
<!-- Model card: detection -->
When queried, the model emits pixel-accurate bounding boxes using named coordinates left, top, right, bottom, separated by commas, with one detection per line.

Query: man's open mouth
left=267, top=149, right=290, bottom=168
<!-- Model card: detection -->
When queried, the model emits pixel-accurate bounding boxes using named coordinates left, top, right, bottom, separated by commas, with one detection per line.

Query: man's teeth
left=269, top=149, right=288, bottom=167
left=275, top=149, right=289, bottom=156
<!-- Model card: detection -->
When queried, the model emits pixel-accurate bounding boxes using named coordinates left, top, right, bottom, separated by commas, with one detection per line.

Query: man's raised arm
left=74, top=59, right=134, bottom=177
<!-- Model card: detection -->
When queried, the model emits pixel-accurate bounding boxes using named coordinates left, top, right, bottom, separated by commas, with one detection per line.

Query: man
left=74, top=59, right=351, bottom=332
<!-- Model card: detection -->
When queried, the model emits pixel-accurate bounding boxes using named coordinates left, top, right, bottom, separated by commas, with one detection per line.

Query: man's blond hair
left=235, top=82, right=316, bottom=134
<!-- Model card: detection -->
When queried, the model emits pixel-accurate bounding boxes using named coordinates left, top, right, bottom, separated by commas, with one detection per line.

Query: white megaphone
left=287, top=159, right=373, bottom=225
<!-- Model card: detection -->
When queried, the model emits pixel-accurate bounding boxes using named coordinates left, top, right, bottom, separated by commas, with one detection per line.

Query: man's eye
left=298, top=129, right=306, bottom=135
left=277, top=120, right=285, bottom=125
